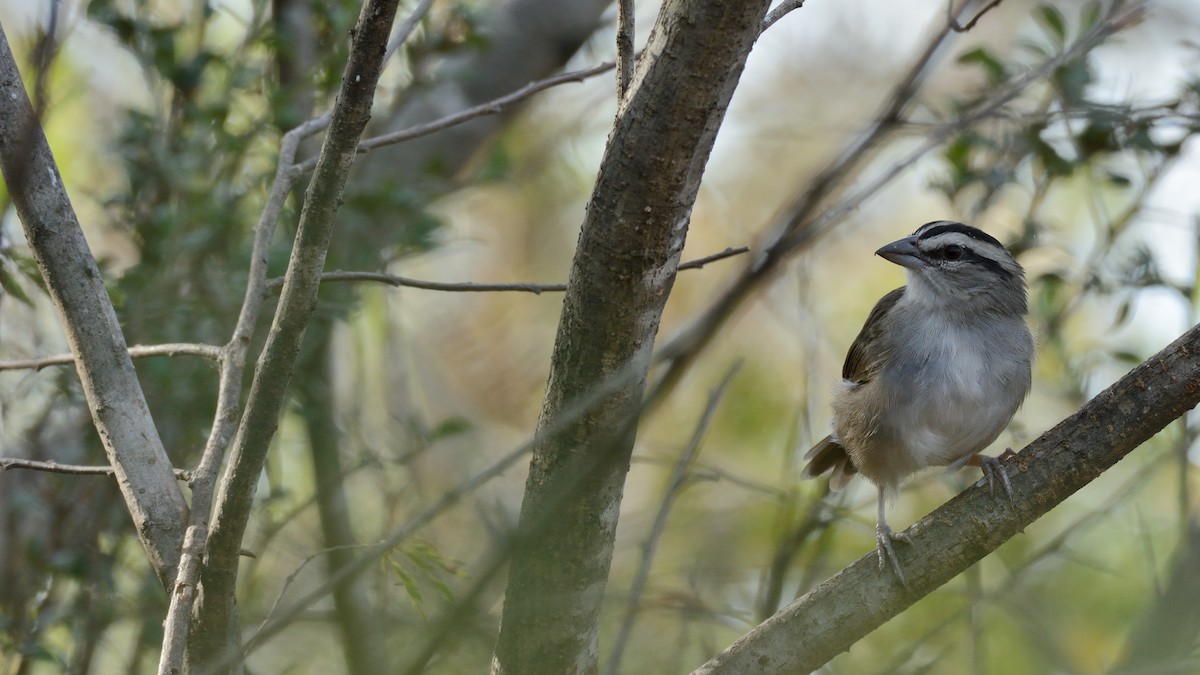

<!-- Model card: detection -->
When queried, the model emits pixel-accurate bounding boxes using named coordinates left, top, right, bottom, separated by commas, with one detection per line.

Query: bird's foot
left=876, top=522, right=913, bottom=590
left=974, top=449, right=1016, bottom=505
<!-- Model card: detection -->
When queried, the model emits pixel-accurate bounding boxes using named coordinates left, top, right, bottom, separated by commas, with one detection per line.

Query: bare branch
left=285, top=272, right=567, bottom=294
left=382, top=0, right=436, bottom=65
left=265, top=246, right=750, bottom=294
left=0, top=457, right=190, bottom=481
left=156, top=109, right=332, bottom=675
left=0, top=343, right=222, bottom=372
left=0, top=22, right=187, bottom=586
left=762, top=0, right=806, bottom=32
left=187, top=1, right=405, bottom=670
left=293, top=61, right=616, bottom=175
left=678, top=246, right=751, bottom=270
left=949, top=0, right=1004, bottom=32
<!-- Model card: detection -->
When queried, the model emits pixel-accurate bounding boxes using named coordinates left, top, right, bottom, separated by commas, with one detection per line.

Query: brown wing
left=802, top=287, right=906, bottom=490
left=841, top=287, right=906, bottom=383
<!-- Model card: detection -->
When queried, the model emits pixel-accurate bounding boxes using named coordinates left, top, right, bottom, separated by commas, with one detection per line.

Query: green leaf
left=1036, top=4, right=1068, bottom=45
left=1076, top=121, right=1118, bottom=157
left=429, top=416, right=471, bottom=441
left=428, top=576, right=455, bottom=603
left=1026, top=128, right=1074, bottom=177
left=957, top=47, right=1009, bottom=84
left=389, top=557, right=427, bottom=617
left=1053, top=59, right=1093, bottom=104
left=1080, top=0, right=1102, bottom=31
left=0, top=264, right=33, bottom=307
left=475, top=143, right=514, bottom=182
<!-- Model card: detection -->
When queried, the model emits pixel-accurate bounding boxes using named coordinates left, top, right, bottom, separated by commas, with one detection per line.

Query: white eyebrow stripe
left=918, top=231, right=1000, bottom=254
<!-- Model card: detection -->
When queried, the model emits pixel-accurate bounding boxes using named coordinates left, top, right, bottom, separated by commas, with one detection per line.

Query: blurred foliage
left=386, top=539, right=460, bottom=618
left=2, top=1, right=1200, bottom=674
left=937, top=1, right=1200, bottom=405
left=2, top=0, right=446, bottom=671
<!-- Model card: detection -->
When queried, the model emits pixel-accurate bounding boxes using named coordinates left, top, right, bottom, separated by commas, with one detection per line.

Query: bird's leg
left=875, top=487, right=913, bottom=590
left=968, top=449, right=1016, bottom=504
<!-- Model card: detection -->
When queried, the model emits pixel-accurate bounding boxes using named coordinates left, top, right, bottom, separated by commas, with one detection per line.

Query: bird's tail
left=801, top=435, right=857, bottom=491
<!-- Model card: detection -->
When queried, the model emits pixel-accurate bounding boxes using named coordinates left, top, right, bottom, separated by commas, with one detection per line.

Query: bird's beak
left=876, top=236, right=925, bottom=270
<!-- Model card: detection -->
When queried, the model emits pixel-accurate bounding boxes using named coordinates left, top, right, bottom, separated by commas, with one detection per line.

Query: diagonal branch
left=693, top=321, right=1200, bottom=673
left=0, top=21, right=187, bottom=587
left=185, top=0, right=404, bottom=669
left=155, top=111, right=332, bottom=675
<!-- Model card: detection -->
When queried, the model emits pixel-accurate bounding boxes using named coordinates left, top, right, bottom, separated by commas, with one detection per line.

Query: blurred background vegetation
left=1, top=0, right=1199, bottom=673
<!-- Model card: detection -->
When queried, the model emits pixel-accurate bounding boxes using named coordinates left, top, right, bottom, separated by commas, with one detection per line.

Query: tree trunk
left=491, top=2, right=771, bottom=673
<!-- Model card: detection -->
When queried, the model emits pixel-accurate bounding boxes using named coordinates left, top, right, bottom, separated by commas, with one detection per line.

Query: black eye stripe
left=934, top=244, right=1013, bottom=279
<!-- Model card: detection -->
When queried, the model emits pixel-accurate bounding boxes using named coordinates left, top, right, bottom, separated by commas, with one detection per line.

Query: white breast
left=878, top=313, right=1031, bottom=473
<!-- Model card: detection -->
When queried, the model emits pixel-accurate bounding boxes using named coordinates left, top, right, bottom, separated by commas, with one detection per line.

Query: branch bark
left=185, top=1, right=402, bottom=669
left=693, top=321, right=1200, bottom=674
left=0, top=20, right=187, bottom=587
left=491, top=1, right=772, bottom=673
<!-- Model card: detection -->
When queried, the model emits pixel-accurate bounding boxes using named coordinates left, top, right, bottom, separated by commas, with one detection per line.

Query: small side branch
left=762, top=1, right=806, bottom=33
left=1, top=457, right=191, bottom=481
left=949, top=0, right=1004, bottom=32
left=678, top=246, right=751, bottom=270
left=266, top=246, right=750, bottom=294
left=0, top=343, right=223, bottom=372
left=294, top=62, right=616, bottom=175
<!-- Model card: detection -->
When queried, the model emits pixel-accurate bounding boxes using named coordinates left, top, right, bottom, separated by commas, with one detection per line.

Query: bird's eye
left=942, top=245, right=964, bottom=261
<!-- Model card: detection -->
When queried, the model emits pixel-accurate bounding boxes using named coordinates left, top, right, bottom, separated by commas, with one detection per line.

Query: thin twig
left=265, top=246, right=750, bottom=294
left=678, top=246, right=751, bottom=270
left=762, top=0, right=806, bottom=33
left=382, top=0, right=435, bottom=65
left=0, top=343, right=222, bottom=372
left=606, top=362, right=742, bottom=675
left=949, top=0, right=1004, bottom=32
left=616, top=0, right=635, bottom=101
left=284, top=272, right=566, bottom=294
left=293, top=62, right=616, bottom=175
left=0, top=457, right=191, bottom=481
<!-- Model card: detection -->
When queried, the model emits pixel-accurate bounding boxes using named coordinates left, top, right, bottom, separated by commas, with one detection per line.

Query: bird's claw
left=975, top=449, right=1016, bottom=505
left=876, top=523, right=913, bottom=591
